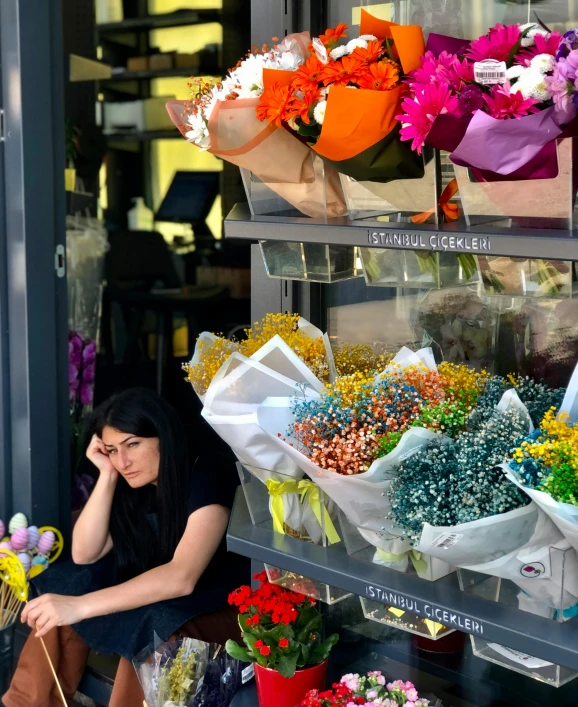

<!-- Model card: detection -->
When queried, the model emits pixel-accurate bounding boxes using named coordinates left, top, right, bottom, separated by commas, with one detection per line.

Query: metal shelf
left=96, top=10, right=221, bottom=33
left=227, top=489, right=578, bottom=670
left=224, top=203, right=578, bottom=261
left=105, top=66, right=221, bottom=81
left=104, top=129, right=181, bottom=142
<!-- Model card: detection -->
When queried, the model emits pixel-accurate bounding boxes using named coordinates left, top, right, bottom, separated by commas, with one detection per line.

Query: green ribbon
left=265, top=479, right=300, bottom=535
left=376, top=548, right=428, bottom=574
left=298, top=480, right=341, bottom=545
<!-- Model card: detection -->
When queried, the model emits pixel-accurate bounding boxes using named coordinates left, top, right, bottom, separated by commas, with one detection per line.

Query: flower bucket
left=239, top=155, right=346, bottom=221
left=259, top=241, right=362, bottom=284
left=477, top=256, right=573, bottom=298
left=359, top=247, right=479, bottom=290
left=254, top=660, right=327, bottom=707
left=360, top=597, right=455, bottom=641
left=237, top=464, right=351, bottom=605
left=340, top=148, right=438, bottom=222
left=458, top=545, right=578, bottom=686
left=453, top=138, right=577, bottom=230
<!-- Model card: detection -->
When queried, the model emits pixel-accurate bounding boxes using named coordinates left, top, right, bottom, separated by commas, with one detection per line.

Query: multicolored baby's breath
left=293, top=370, right=427, bottom=475
left=467, top=374, right=564, bottom=431
left=438, top=362, right=490, bottom=407
left=332, top=342, right=392, bottom=377
left=511, top=408, right=578, bottom=505
left=184, top=313, right=329, bottom=395
left=389, top=407, right=530, bottom=538
left=293, top=363, right=493, bottom=474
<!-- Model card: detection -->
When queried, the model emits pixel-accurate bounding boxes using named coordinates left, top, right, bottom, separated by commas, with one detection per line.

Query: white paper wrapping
left=191, top=322, right=332, bottom=539
left=417, top=504, right=578, bottom=609
left=499, top=360, right=578, bottom=559
left=256, top=347, right=442, bottom=565
left=412, top=389, right=578, bottom=607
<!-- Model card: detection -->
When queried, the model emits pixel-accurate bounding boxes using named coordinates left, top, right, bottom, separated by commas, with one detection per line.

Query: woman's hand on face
left=86, top=434, right=117, bottom=480
left=22, top=594, right=87, bottom=637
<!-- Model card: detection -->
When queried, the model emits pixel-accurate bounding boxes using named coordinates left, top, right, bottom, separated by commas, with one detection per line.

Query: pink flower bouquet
left=300, top=671, right=431, bottom=707
left=398, top=22, right=578, bottom=182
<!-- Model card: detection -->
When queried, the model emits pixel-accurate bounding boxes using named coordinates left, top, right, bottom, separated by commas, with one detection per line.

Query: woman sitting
left=3, top=387, right=248, bottom=707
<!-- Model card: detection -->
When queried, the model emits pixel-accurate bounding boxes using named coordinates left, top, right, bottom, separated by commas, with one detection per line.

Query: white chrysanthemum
left=506, top=65, right=525, bottom=80
left=186, top=113, right=210, bottom=150
left=516, top=70, right=552, bottom=101
left=275, top=50, right=303, bottom=71
left=530, top=53, right=556, bottom=74
left=330, top=45, right=349, bottom=60
left=358, top=34, right=377, bottom=42
left=346, top=37, right=369, bottom=53
left=230, top=53, right=266, bottom=96
left=313, top=100, right=327, bottom=125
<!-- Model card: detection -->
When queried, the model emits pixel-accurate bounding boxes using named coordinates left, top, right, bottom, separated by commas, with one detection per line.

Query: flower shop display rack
left=201, top=0, right=578, bottom=703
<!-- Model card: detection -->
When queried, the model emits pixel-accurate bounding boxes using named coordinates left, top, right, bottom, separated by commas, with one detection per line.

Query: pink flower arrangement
left=398, top=82, right=458, bottom=153
left=397, top=22, right=566, bottom=155
left=301, top=672, right=430, bottom=707
left=483, top=84, right=541, bottom=120
left=465, top=23, right=521, bottom=63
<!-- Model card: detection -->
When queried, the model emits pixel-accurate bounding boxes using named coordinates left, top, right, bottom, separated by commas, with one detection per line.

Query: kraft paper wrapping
left=166, top=99, right=346, bottom=218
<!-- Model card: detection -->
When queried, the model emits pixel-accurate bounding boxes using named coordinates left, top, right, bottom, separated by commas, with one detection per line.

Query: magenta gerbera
left=409, top=51, right=474, bottom=93
left=483, top=83, right=541, bottom=120
left=517, top=31, right=563, bottom=65
left=466, top=23, right=521, bottom=64
left=396, top=82, right=459, bottom=154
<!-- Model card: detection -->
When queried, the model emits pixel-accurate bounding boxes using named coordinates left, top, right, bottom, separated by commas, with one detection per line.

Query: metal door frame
left=0, top=0, right=70, bottom=531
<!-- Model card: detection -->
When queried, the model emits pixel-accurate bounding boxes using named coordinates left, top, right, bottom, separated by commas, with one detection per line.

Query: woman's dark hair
left=91, top=388, right=189, bottom=578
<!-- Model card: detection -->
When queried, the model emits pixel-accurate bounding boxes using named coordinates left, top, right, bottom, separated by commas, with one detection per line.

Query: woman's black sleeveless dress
left=33, top=454, right=250, bottom=661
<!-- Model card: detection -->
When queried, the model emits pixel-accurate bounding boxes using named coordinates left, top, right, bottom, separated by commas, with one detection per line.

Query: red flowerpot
left=254, top=660, right=327, bottom=707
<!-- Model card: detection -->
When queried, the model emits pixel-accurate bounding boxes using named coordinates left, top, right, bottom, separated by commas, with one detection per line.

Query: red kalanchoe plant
left=225, top=572, right=339, bottom=678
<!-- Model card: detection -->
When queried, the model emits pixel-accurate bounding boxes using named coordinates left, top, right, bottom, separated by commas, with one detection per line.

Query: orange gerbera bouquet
left=257, top=11, right=426, bottom=183
left=166, top=33, right=346, bottom=218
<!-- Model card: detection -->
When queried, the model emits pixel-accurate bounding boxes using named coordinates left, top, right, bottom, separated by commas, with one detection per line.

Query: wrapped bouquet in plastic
left=257, top=347, right=490, bottom=577
left=135, top=638, right=249, bottom=707
left=184, top=314, right=334, bottom=543
left=503, top=360, right=578, bottom=557
left=257, top=11, right=425, bottom=184
left=398, top=22, right=578, bottom=228
left=166, top=34, right=345, bottom=218
left=135, top=637, right=209, bottom=707
left=389, top=388, right=578, bottom=615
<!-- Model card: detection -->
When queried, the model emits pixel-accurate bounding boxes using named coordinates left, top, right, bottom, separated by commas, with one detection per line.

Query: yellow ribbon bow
left=265, top=479, right=300, bottom=535
left=376, top=547, right=428, bottom=574
left=298, top=480, right=341, bottom=545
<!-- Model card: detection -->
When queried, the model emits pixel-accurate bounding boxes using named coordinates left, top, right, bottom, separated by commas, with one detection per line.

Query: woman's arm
left=24, top=504, right=230, bottom=636
left=71, top=435, right=118, bottom=565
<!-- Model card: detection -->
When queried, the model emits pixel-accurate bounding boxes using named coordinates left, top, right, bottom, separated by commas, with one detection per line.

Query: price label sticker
left=242, top=664, right=255, bottom=684
left=433, top=532, right=463, bottom=550
left=474, top=59, right=507, bottom=85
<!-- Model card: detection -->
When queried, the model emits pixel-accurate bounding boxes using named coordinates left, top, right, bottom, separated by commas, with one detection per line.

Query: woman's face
left=101, top=426, right=160, bottom=488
